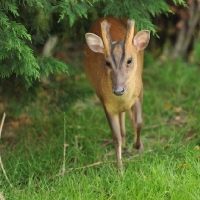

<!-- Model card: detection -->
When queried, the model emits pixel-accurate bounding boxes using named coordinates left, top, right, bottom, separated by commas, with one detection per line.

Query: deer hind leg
left=119, top=112, right=126, bottom=147
left=104, top=108, right=122, bottom=168
left=129, top=99, right=144, bottom=152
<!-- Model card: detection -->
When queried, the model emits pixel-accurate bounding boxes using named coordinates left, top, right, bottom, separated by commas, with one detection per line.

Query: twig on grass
left=62, top=143, right=69, bottom=177
left=0, top=112, right=6, bottom=139
left=62, top=112, right=69, bottom=177
left=60, top=158, right=139, bottom=174
left=142, top=119, right=194, bottom=130
left=56, top=149, right=153, bottom=176
left=107, top=194, right=114, bottom=200
left=0, top=192, right=6, bottom=200
left=0, top=113, right=14, bottom=188
left=0, top=157, right=13, bottom=188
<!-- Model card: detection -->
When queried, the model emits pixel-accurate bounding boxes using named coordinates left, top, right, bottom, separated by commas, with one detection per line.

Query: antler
left=101, top=20, right=112, bottom=57
left=125, top=20, right=135, bottom=50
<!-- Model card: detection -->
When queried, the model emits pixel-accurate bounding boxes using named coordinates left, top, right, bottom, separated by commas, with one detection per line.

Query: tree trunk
left=172, top=0, right=200, bottom=59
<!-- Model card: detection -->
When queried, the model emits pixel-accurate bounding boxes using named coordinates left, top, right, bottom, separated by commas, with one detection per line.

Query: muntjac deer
left=84, top=16, right=150, bottom=168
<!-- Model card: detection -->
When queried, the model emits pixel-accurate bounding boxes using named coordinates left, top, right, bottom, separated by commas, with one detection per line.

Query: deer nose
left=113, top=86, right=125, bottom=96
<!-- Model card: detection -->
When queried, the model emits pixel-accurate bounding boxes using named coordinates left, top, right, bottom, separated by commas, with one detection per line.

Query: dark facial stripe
left=110, top=41, right=125, bottom=69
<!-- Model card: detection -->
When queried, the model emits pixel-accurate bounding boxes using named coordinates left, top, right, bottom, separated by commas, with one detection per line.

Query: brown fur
left=84, top=16, right=149, bottom=168
left=84, top=17, right=143, bottom=113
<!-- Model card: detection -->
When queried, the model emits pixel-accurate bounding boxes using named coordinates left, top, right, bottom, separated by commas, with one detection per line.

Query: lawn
left=0, top=55, right=200, bottom=200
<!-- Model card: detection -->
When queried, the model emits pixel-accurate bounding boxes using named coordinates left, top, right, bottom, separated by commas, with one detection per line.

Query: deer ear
left=133, top=30, right=150, bottom=51
left=85, top=33, right=104, bottom=54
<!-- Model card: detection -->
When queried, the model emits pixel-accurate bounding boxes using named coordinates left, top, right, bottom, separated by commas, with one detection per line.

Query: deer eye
left=127, top=58, right=132, bottom=65
left=105, top=60, right=111, bottom=67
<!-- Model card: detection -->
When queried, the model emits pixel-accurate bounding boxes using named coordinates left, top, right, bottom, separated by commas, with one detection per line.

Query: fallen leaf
left=164, top=103, right=172, bottom=110
left=56, top=76, right=62, bottom=82
left=174, top=116, right=181, bottom=121
left=182, top=163, right=189, bottom=168
left=10, top=121, right=19, bottom=128
left=175, top=163, right=189, bottom=170
left=174, top=106, right=182, bottom=113
left=194, top=145, right=200, bottom=150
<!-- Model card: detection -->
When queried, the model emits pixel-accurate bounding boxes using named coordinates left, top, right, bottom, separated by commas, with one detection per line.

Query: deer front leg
left=104, top=109, right=122, bottom=168
left=129, top=99, right=144, bottom=152
left=119, top=112, right=126, bottom=147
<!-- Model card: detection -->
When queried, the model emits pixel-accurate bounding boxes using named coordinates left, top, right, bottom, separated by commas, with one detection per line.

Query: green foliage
left=54, top=0, right=90, bottom=26
left=0, top=0, right=68, bottom=88
left=0, top=19, right=40, bottom=84
left=194, top=39, right=200, bottom=64
left=0, top=0, right=186, bottom=89
left=56, top=0, right=186, bottom=33
left=102, top=0, right=169, bottom=33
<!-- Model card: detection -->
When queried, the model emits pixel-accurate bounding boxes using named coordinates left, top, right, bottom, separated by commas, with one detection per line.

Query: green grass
left=0, top=57, right=200, bottom=200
